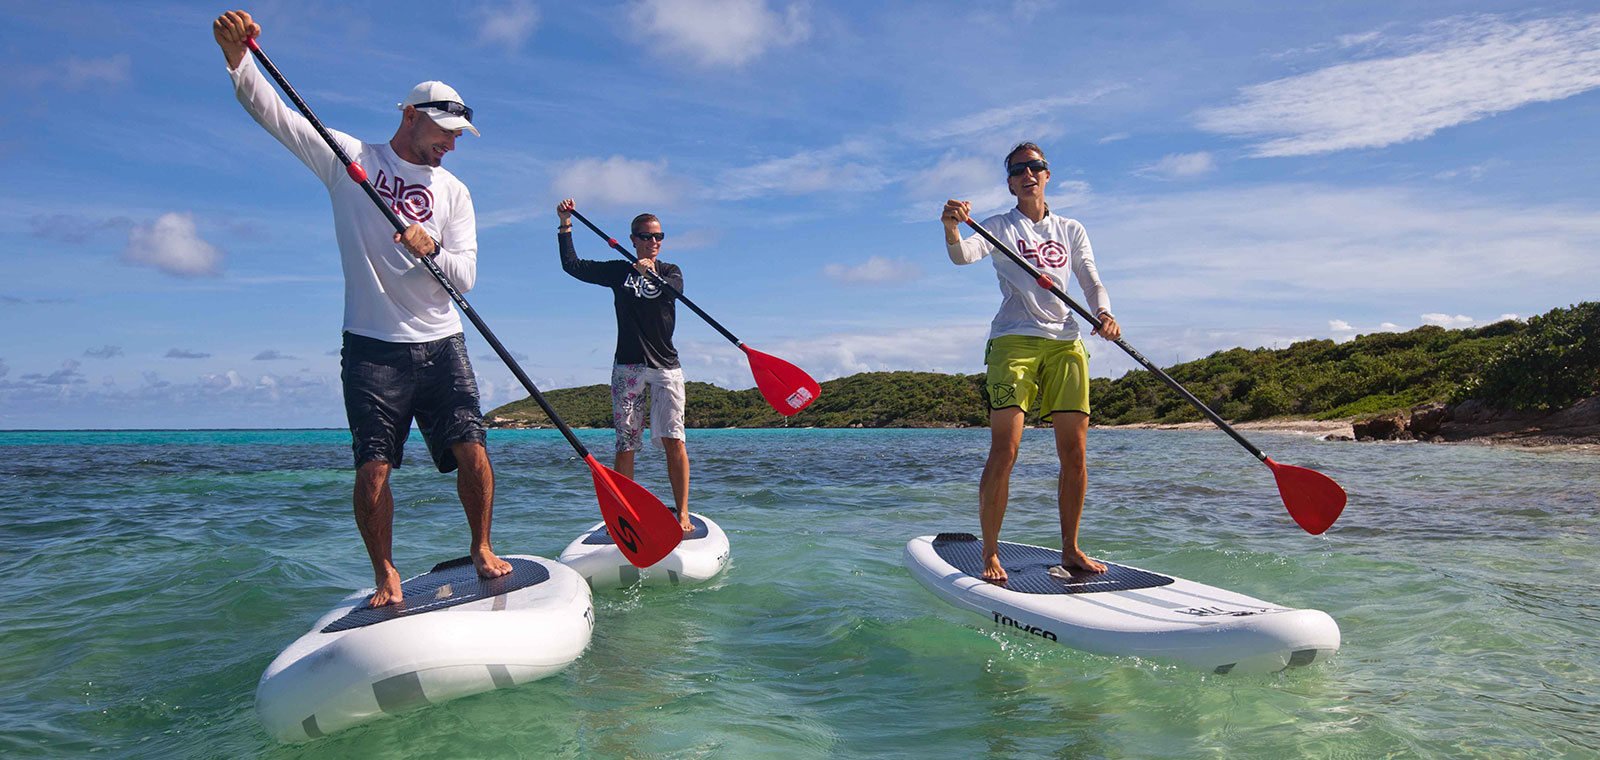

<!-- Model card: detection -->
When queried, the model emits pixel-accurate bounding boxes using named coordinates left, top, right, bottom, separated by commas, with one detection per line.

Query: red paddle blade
left=742, top=345, right=820, bottom=416
left=584, top=454, right=682, bottom=567
left=1265, top=457, right=1347, bottom=535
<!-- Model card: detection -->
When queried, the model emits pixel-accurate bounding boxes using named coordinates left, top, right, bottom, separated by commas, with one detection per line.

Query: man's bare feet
left=679, top=511, right=695, bottom=533
left=981, top=551, right=1009, bottom=583
left=473, top=546, right=513, bottom=578
left=1060, top=548, right=1106, bottom=574
left=369, top=565, right=404, bottom=607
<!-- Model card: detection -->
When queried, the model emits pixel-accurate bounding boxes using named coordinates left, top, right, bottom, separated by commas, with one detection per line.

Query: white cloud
left=473, top=0, right=541, bottom=52
left=549, top=155, right=682, bottom=208
left=1196, top=14, right=1600, bottom=156
left=1136, top=152, right=1216, bottom=180
left=123, top=213, right=223, bottom=277
left=630, top=0, right=810, bottom=67
left=1087, top=184, right=1600, bottom=306
left=917, top=91, right=1121, bottom=142
left=822, top=256, right=921, bottom=285
left=1098, top=133, right=1130, bottom=144
left=714, top=141, right=889, bottom=200
left=1378, top=322, right=1402, bottom=332
left=1329, top=319, right=1353, bottom=332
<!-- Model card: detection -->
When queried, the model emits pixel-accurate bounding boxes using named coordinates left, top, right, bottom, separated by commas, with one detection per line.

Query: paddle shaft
left=962, top=218, right=1269, bottom=463
left=567, top=209, right=744, bottom=347
left=245, top=39, right=593, bottom=458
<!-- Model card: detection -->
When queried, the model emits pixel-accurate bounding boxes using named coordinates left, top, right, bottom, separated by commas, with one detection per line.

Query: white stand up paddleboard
left=904, top=533, right=1340, bottom=674
left=559, top=512, right=730, bottom=589
left=255, top=555, right=593, bottom=742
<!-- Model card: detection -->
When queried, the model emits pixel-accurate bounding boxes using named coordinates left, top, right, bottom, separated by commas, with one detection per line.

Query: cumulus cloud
left=123, top=213, right=224, bottom=277
left=83, top=345, right=123, bottom=359
left=549, top=156, right=682, bottom=208
left=714, top=141, right=889, bottom=200
left=252, top=350, right=297, bottom=361
left=630, top=0, right=810, bottom=67
left=822, top=256, right=921, bottom=285
left=1419, top=312, right=1519, bottom=329
left=1197, top=13, right=1600, bottom=157
left=1136, top=152, right=1217, bottom=179
left=166, top=348, right=211, bottom=359
left=473, top=0, right=540, bottom=52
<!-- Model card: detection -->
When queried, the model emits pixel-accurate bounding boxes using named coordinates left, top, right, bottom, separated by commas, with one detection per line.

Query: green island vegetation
left=487, top=302, right=1598, bottom=428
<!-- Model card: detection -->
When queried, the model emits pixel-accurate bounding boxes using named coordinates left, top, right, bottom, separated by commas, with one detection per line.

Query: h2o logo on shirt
left=374, top=169, right=434, bottom=223
left=624, top=273, right=665, bottom=299
left=1017, top=238, right=1069, bottom=268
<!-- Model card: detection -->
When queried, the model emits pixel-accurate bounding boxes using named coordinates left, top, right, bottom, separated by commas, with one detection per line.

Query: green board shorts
left=984, top=334, right=1090, bottom=423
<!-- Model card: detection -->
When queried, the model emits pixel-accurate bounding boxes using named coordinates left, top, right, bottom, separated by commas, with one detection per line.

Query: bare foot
left=1060, top=548, right=1106, bottom=574
left=981, top=551, right=1009, bottom=583
left=679, top=512, right=695, bottom=533
left=369, top=565, right=403, bottom=607
left=473, top=546, right=513, bottom=578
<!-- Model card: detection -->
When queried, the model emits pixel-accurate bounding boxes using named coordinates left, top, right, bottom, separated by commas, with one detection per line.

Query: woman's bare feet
left=981, top=551, right=1009, bottom=582
left=679, top=511, right=695, bottom=533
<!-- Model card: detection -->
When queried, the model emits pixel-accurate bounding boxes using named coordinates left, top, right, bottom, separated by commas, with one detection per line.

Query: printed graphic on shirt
left=624, top=273, right=666, bottom=299
left=1017, top=239, right=1069, bottom=268
left=373, top=169, right=435, bottom=223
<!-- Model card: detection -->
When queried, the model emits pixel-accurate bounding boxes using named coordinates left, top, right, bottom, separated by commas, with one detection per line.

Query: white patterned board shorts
left=610, top=364, right=687, bottom=453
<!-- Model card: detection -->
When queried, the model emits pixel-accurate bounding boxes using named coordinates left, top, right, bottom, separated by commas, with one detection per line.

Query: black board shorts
left=340, top=331, right=486, bottom=473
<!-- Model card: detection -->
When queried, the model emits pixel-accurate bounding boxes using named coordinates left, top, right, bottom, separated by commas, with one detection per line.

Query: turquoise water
left=1, top=428, right=1596, bottom=759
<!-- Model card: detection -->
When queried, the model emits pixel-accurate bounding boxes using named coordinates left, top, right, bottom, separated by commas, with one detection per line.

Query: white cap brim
left=422, top=109, right=479, bottom=137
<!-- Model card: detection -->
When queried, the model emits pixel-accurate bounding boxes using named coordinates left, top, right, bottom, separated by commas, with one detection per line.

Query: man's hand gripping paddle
left=243, top=37, right=681, bottom=566
left=962, top=218, right=1346, bottom=534
left=566, top=207, right=821, bottom=416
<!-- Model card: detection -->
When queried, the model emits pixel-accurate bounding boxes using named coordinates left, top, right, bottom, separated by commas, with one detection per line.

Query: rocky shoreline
left=1099, top=396, right=1600, bottom=454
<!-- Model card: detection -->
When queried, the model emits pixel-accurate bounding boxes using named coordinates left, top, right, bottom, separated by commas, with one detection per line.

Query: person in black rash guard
left=555, top=199, right=695, bottom=533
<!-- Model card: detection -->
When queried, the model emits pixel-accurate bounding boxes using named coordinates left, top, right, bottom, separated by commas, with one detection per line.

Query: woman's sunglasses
left=631, top=232, right=666, bottom=242
left=1006, top=159, right=1049, bottom=177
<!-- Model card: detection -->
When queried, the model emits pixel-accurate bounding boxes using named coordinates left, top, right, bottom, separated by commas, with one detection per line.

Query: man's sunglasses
left=631, top=232, right=666, bottom=242
left=413, top=100, right=474, bottom=123
left=1006, top=159, right=1049, bottom=177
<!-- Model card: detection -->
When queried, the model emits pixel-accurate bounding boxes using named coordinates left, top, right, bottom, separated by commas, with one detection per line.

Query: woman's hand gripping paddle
left=566, top=207, right=821, bottom=416
left=243, top=37, right=681, bottom=565
left=962, top=218, right=1346, bottom=534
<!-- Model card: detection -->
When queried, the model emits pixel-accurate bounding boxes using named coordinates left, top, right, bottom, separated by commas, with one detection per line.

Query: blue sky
left=3, top=0, right=1597, bottom=429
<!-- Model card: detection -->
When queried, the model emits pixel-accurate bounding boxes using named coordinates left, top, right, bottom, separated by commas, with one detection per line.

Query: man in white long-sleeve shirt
left=942, top=141, right=1122, bottom=583
left=214, top=11, right=510, bottom=607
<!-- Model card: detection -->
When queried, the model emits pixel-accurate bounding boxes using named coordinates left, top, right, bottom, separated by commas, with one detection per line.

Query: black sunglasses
left=412, top=100, right=474, bottom=123
left=631, top=232, right=666, bottom=242
left=1007, top=159, right=1049, bottom=177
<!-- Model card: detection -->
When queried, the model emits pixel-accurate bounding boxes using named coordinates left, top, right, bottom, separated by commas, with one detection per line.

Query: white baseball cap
left=398, top=81, right=479, bottom=137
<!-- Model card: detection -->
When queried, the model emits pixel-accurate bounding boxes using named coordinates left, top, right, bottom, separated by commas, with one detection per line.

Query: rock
left=1353, top=414, right=1407, bottom=441
left=1408, top=403, right=1450, bottom=437
left=1322, top=433, right=1354, bottom=442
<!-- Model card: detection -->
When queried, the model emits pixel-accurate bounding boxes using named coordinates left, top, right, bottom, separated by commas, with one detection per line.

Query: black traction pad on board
left=321, top=556, right=550, bottom=633
left=931, top=532, right=1174, bottom=595
left=582, top=514, right=708, bottom=545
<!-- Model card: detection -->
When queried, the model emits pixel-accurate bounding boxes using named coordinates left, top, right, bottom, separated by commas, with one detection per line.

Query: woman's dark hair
left=630, top=213, right=659, bottom=235
left=1004, top=141, right=1045, bottom=171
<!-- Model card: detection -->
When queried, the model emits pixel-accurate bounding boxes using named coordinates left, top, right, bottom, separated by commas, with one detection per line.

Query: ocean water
left=0, top=427, right=1596, bottom=759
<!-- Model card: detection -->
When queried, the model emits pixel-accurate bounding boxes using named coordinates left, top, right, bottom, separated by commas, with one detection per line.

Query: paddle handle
left=962, top=218, right=1268, bottom=463
left=566, top=208, right=744, bottom=347
left=245, top=38, right=593, bottom=457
